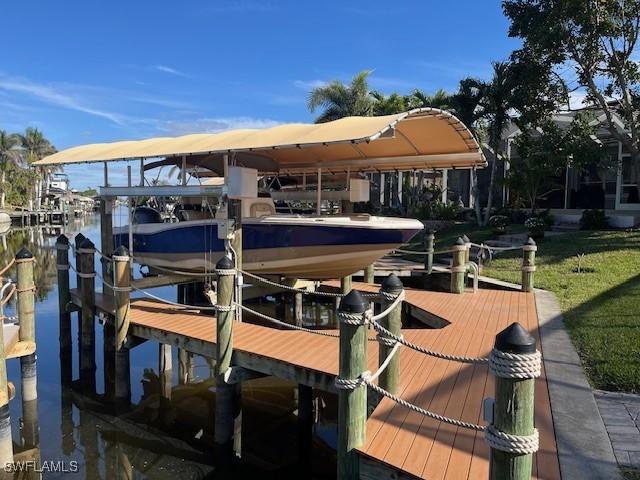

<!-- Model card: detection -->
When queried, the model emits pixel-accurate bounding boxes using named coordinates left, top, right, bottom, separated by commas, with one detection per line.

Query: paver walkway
left=594, top=390, right=640, bottom=472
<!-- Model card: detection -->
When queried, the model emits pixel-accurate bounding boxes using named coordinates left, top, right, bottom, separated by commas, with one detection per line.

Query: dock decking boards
left=70, top=284, right=560, bottom=479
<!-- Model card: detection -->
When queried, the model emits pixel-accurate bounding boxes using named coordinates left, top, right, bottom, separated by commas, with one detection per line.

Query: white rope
left=364, top=380, right=486, bottom=431
left=236, top=303, right=340, bottom=338
left=368, top=342, right=401, bottom=384
left=470, top=242, right=523, bottom=253
left=368, top=317, right=488, bottom=364
left=394, top=248, right=457, bottom=256
left=370, top=290, right=405, bottom=323
left=129, top=285, right=222, bottom=311
left=239, top=269, right=344, bottom=298
left=488, top=349, right=541, bottom=379
left=485, top=425, right=539, bottom=455
left=521, top=265, right=537, bottom=272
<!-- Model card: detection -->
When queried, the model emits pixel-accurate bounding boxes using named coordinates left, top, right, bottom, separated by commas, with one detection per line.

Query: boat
left=113, top=198, right=423, bottom=279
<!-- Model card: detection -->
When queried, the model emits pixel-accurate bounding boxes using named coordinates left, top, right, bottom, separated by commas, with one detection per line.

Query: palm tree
left=406, top=88, right=451, bottom=110
left=0, top=131, right=21, bottom=209
left=307, top=71, right=374, bottom=123
left=479, top=62, right=515, bottom=226
left=370, top=91, right=407, bottom=115
left=17, top=128, right=56, bottom=209
left=449, top=78, right=486, bottom=224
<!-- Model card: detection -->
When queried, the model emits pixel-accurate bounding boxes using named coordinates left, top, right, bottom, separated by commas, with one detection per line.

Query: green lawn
left=434, top=225, right=640, bottom=393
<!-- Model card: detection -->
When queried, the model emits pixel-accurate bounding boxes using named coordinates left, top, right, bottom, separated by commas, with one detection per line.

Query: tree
left=0, top=131, right=21, bottom=209
left=17, top=128, right=56, bottom=208
left=504, top=0, right=640, bottom=200
left=448, top=78, right=486, bottom=224
left=504, top=114, right=603, bottom=212
left=307, top=71, right=374, bottom=123
left=406, top=88, right=451, bottom=110
left=370, top=91, right=407, bottom=115
left=478, top=61, right=517, bottom=226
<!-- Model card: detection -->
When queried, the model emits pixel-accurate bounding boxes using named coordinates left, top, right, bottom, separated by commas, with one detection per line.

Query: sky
left=0, top=0, right=520, bottom=190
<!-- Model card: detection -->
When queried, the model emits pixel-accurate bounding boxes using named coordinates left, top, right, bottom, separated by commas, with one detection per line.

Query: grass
left=434, top=224, right=640, bottom=393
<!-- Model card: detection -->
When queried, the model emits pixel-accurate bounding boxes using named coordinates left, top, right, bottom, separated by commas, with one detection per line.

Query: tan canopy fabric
left=35, top=108, right=485, bottom=174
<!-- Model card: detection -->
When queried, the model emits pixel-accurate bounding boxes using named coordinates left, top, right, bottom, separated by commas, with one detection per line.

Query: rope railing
left=235, top=303, right=340, bottom=338
left=0, top=259, right=16, bottom=279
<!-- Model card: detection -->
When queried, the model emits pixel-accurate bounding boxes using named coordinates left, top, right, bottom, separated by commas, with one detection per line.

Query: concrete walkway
left=594, top=390, right=640, bottom=473
left=535, top=289, right=622, bottom=479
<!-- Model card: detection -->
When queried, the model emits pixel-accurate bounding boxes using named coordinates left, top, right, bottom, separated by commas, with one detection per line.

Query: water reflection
left=0, top=215, right=339, bottom=479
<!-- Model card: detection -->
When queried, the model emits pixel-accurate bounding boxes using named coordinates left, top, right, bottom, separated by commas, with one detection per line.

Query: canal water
left=0, top=215, right=342, bottom=479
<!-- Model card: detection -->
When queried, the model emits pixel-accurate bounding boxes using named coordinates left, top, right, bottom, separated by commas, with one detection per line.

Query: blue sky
left=0, top=0, right=519, bottom=189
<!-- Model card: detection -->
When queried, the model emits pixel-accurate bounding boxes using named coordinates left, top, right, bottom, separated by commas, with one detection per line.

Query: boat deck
left=69, top=285, right=560, bottom=480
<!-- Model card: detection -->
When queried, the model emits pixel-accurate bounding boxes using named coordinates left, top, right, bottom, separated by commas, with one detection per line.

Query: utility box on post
left=228, top=166, right=258, bottom=199
left=349, top=178, right=370, bottom=203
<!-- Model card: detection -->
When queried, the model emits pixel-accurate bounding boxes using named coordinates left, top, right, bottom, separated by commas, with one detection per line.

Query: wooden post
left=490, top=323, right=537, bottom=480
left=159, top=344, right=172, bottom=400
left=337, top=290, right=368, bottom=480
left=462, top=234, right=471, bottom=264
left=16, top=247, right=39, bottom=454
left=337, top=274, right=352, bottom=309
left=73, top=232, right=86, bottom=288
left=364, top=264, right=375, bottom=284
left=294, top=292, right=303, bottom=327
left=424, top=230, right=435, bottom=274
left=229, top=198, right=242, bottom=322
left=112, top=246, right=131, bottom=406
left=99, top=197, right=114, bottom=296
left=215, top=255, right=241, bottom=462
left=0, top=295, right=12, bottom=469
left=78, top=237, right=96, bottom=393
left=450, top=237, right=467, bottom=294
left=521, top=238, right=537, bottom=293
left=178, top=349, right=193, bottom=384
left=56, top=235, right=72, bottom=387
left=378, top=274, right=402, bottom=394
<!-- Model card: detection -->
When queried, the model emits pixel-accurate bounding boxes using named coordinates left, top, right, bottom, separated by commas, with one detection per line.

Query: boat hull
left=114, top=216, right=422, bottom=279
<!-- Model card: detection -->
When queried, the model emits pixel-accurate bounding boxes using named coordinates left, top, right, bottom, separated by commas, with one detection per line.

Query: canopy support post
left=181, top=156, right=187, bottom=186
left=316, top=168, right=322, bottom=216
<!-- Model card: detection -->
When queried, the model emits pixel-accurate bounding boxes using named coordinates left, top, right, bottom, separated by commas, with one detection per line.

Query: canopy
left=35, top=108, right=485, bottom=174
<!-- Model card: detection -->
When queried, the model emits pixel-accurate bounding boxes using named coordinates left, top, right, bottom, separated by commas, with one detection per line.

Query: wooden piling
left=112, top=246, right=131, bottom=406
left=364, top=264, right=375, bottom=284
left=159, top=344, right=172, bottom=400
left=56, top=235, right=72, bottom=387
left=99, top=197, right=114, bottom=296
left=337, top=290, right=368, bottom=480
left=424, top=230, right=435, bottom=274
left=521, top=238, right=537, bottom=293
left=297, top=384, right=313, bottom=465
left=378, top=274, right=402, bottom=394
left=294, top=292, right=303, bottom=327
left=78, top=237, right=96, bottom=392
left=73, top=232, right=85, bottom=288
left=490, top=323, right=537, bottom=480
left=0, top=298, right=12, bottom=469
left=178, top=349, right=194, bottom=384
left=450, top=237, right=467, bottom=294
left=215, top=256, right=241, bottom=461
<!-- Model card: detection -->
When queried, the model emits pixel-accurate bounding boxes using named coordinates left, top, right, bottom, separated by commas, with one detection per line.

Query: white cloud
left=153, top=65, right=190, bottom=78
left=158, top=116, right=281, bottom=136
left=0, top=74, right=129, bottom=126
left=293, top=79, right=328, bottom=90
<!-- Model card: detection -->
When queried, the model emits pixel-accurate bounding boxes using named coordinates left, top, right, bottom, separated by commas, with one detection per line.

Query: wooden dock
left=70, top=283, right=560, bottom=480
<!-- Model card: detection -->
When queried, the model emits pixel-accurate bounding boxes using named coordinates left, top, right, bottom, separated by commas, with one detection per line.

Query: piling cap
left=381, top=273, right=403, bottom=294
left=15, top=246, right=33, bottom=259
left=525, top=237, right=537, bottom=246
left=339, top=290, right=368, bottom=314
left=56, top=234, right=69, bottom=246
left=495, top=322, right=536, bottom=354
left=462, top=234, right=471, bottom=243
left=79, top=237, right=95, bottom=249
left=216, top=255, right=234, bottom=270
left=74, top=232, right=86, bottom=245
left=114, top=245, right=129, bottom=257
left=455, top=237, right=465, bottom=246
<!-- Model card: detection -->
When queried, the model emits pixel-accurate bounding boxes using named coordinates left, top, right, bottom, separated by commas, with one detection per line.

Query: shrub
left=580, top=209, right=609, bottom=230
left=488, top=215, right=509, bottom=234
left=525, top=217, right=546, bottom=239
left=432, top=202, right=460, bottom=220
